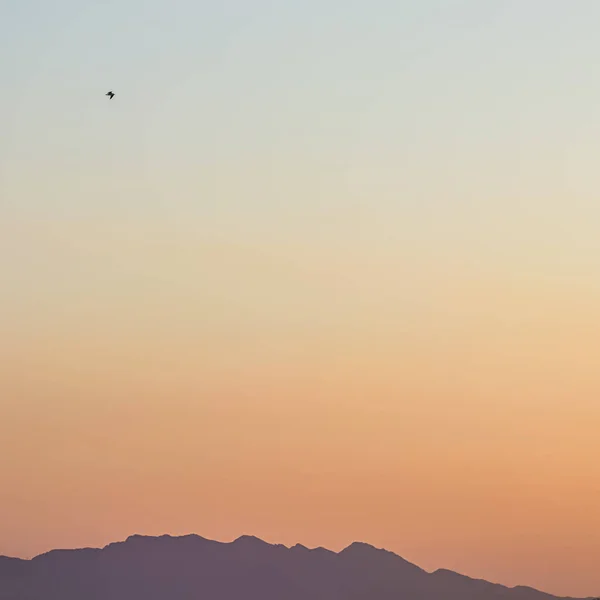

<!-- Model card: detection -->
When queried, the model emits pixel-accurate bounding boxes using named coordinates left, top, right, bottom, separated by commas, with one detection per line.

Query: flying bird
left=106, top=91, right=115, bottom=99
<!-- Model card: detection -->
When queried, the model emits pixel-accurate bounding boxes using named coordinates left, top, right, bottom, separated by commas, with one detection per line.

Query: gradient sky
left=2, top=0, right=600, bottom=596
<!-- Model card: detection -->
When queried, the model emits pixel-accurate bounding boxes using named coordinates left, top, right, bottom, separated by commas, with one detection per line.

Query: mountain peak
left=233, top=534, right=271, bottom=546
left=341, top=541, right=415, bottom=562
left=343, top=541, right=379, bottom=552
left=291, top=543, right=335, bottom=556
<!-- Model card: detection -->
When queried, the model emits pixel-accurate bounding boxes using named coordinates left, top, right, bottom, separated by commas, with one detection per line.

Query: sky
left=1, top=0, right=600, bottom=596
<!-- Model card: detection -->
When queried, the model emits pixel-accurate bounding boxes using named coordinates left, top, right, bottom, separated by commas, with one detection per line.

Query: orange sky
left=1, top=228, right=600, bottom=596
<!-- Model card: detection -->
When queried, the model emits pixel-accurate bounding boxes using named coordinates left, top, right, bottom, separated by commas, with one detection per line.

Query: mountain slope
left=0, top=534, right=590, bottom=600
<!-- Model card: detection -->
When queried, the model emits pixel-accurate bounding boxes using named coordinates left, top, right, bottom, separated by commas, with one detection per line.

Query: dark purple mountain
left=0, top=534, right=591, bottom=600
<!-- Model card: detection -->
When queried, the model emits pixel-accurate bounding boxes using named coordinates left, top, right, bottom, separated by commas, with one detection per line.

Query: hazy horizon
left=0, top=531, right=586, bottom=599
left=2, top=1, right=600, bottom=597
left=2, top=531, right=586, bottom=600
left=0, top=530, right=591, bottom=599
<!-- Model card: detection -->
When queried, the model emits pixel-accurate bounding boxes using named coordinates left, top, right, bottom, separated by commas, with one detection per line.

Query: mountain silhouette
left=0, top=534, right=592, bottom=600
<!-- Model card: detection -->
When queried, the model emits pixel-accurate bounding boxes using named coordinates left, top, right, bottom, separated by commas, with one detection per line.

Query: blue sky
left=4, top=1, right=600, bottom=245
left=4, top=1, right=600, bottom=218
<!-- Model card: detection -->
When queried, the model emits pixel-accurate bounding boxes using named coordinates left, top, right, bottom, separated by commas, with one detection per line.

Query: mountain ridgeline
left=0, top=534, right=591, bottom=600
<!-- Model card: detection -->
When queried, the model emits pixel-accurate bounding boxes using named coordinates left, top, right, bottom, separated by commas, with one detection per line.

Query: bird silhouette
left=106, top=91, right=115, bottom=99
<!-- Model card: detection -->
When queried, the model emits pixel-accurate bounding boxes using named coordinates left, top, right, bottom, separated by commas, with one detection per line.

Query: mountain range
left=0, top=534, right=592, bottom=600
